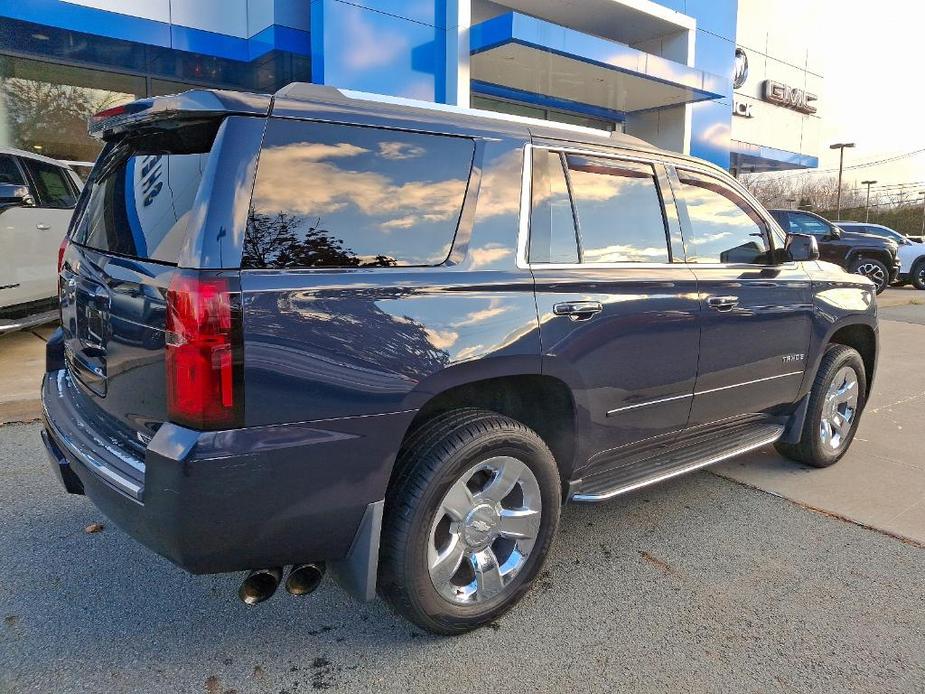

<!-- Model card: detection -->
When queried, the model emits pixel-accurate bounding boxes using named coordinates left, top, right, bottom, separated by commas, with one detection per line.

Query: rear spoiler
left=88, top=89, right=272, bottom=141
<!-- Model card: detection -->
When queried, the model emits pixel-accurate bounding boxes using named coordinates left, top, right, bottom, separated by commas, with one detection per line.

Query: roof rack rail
left=337, top=88, right=616, bottom=138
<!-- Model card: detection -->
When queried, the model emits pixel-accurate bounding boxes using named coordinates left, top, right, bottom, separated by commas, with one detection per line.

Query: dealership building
left=0, top=0, right=822, bottom=173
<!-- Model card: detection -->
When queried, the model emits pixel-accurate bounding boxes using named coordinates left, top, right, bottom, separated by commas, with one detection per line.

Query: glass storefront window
left=0, top=56, right=144, bottom=163
left=472, top=94, right=619, bottom=132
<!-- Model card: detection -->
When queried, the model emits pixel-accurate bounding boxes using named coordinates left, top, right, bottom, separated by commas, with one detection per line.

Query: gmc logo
left=763, top=80, right=818, bottom=115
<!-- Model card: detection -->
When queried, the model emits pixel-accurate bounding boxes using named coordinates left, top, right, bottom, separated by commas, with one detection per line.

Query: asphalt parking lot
left=1, top=293, right=924, bottom=693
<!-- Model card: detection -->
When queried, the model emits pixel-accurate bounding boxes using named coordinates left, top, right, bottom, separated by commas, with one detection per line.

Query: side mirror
left=828, top=225, right=842, bottom=239
left=786, top=233, right=819, bottom=262
left=0, top=183, right=35, bottom=208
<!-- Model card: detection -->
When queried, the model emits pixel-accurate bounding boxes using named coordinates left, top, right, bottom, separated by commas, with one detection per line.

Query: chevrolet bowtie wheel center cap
left=463, top=504, right=500, bottom=549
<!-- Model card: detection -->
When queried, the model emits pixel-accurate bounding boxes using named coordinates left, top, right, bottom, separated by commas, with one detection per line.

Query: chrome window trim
left=516, top=143, right=532, bottom=269
left=518, top=143, right=678, bottom=270
left=605, top=370, right=805, bottom=417
left=672, top=163, right=787, bottom=252
left=516, top=143, right=801, bottom=272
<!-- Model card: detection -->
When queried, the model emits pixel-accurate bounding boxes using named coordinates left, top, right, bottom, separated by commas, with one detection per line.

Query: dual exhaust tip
left=238, top=562, right=326, bottom=605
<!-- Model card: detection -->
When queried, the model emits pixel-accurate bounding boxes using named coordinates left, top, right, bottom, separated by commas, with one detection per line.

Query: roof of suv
left=271, top=83, right=714, bottom=171
left=0, top=144, right=77, bottom=170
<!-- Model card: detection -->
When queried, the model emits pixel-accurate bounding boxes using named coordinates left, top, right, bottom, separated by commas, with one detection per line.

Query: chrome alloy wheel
left=820, top=366, right=859, bottom=450
left=854, top=262, right=887, bottom=291
left=427, top=456, right=542, bottom=605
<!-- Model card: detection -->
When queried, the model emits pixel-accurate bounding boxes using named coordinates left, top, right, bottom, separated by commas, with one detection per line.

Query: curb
left=0, top=399, right=42, bottom=425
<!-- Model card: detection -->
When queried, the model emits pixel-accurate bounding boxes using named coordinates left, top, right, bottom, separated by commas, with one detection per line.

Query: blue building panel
left=310, top=0, right=447, bottom=102
left=684, top=0, right=738, bottom=40
left=0, top=0, right=818, bottom=174
left=689, top=100, right=732, bottom=169
left=470, top=12, right=725, bottom=102
left=692, top=29, right=735, bottom=102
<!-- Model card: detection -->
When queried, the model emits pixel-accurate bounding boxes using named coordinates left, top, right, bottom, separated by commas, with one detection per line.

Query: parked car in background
left=43, top=85, right=878, bottom=635
left=768, top=209, right=899, bottom=293
left=60, top=161, right=96, bottom=183
left=838, top=221, right=925, bottom=289
left=0, top=146, right=82, bottom=332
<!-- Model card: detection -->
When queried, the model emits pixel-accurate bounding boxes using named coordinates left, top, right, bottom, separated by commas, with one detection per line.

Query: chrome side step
left=0, top=309, right=58, bottom=334
left=571, top=423, right=783, bottom=503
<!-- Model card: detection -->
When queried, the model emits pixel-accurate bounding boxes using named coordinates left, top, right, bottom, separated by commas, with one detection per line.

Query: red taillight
left=57, top=235, right=69, bottom=275
left=165, top=272, right=243, bottom=430
left=92, top=104, right=129, bottom=121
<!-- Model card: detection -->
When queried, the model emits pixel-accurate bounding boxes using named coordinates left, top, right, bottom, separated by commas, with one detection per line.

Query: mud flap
left=329, top=499, right=384, bottom=602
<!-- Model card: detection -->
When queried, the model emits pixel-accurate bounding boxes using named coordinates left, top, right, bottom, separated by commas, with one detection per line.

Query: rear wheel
left=911, top=259, right=925, bottom=290
left=849, top=257, right=889, bottom=294
left=776, top=345, right=866, bottom=467
left=379, top=409, right=561, bottom=635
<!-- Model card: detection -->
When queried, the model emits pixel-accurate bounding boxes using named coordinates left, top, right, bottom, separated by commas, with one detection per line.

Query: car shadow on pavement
left=4, top=427, right=924, bottom=693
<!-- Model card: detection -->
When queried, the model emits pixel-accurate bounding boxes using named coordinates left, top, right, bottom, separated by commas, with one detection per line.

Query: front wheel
left=911, top=259, right=925, bottom=290
left=378, top=409, right=561, bottom=635
left=849, top=257, right=889, bottom=294
left=776, top=345, right=867, bottom=468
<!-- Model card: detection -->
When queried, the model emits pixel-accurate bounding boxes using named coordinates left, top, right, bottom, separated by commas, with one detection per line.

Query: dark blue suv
left=42, top=84, right=878, bottom=634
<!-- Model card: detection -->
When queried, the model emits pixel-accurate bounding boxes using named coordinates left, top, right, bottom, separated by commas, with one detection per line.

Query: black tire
left=776, top=345, right=867, bottom=468
left=848, top=257, right=889, bottom=294
left=378, top=408, right=561, bottom=635
left=911, top=259, right=925, bottom=290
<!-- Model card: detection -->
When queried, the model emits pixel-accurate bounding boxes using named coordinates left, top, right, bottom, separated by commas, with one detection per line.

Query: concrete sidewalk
left=715, top=314, right=925, bottom=545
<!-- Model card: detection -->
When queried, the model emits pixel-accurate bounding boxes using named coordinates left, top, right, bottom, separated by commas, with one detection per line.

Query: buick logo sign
left=733, top=47, right=748, bottom=89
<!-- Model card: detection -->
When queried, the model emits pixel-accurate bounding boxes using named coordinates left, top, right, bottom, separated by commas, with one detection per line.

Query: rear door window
left=243, top=120, right=474, bottom=269
left=21, top=158, right=78, bottom=208
left=529, top=148, right=578, bottom=264
left=566, top=155, right=670, bottom=264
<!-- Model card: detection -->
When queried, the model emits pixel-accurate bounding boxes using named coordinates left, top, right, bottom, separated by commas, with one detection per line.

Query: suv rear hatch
left=59, top=91, right=267, bottom=452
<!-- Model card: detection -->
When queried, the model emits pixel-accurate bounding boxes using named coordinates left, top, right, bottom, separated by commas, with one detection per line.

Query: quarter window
left=0, top=155, right=25, bottom=186
left=675, top=170, right=770, bottom=264
left=566, top=155, right=669, bottom=264
left=243, top=120, right=474, bottom=269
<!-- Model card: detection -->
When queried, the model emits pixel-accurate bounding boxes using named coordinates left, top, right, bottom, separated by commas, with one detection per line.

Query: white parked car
left=0, top=146, right=82, bottom=331
left=839, top=221, right=925, bottom=290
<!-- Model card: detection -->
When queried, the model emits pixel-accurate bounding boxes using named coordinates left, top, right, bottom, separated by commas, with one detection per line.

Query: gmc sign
left=762, top=80, right=818, bottom=114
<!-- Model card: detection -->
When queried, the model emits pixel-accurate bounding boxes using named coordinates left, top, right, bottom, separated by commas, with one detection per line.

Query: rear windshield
left=71, top=125, right=217, bottom=264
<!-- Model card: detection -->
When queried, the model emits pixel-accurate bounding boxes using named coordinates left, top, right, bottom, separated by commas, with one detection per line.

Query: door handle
left=553, top=300, right=603, bottom=321
left=36, top=223, right=51, bottom=230
left=707, top=295, right=739, bottom=312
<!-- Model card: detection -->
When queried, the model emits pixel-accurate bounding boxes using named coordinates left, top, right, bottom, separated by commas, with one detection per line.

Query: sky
left=786, top=0, right=925, bottom=204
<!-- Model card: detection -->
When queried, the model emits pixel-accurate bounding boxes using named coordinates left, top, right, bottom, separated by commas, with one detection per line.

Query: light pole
left=861, top=180, right=877, bottom=222
left=830, top=142, right=855, bottom=221
left=920, top=192, right=925, bottom=237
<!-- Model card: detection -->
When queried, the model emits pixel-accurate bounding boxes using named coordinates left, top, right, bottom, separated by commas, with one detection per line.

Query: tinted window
left=566, top=155, right=669, bottom=263
left=676, top=170, right=769, bottom=264
left=788, top=212, right=832, bottom=236
left=21, top=158, right=77, bottom=208
left=530, top=149, right=578, bottom=263
left=0, top=155, right=25, bottom=185
left=73, top=151, right=208, bottom=262
left=845, top=225, right=902, bottom=242
left=243, top=120, right=474, bottom=269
